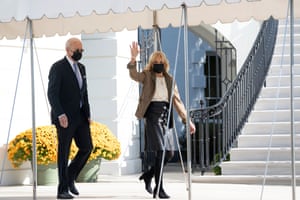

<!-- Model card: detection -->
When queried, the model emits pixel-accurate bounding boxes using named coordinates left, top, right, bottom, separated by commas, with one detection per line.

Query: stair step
left=268, top=64, right=300, bottom=76
left=237, top=135, right=300, bottom=147
left=265, top=75, right=300, bottom=87
left=274, top=43, right=300, bottom=54
left=254, top=98, right=300, bottom=110
left=242, top=122, right=300, bottom=135
left=270, top=54, right=300, bottom=65
left=221, top=161, right=300, bottom=175
left=275, top=31, right=300, bottom=42
left=278, top=18, right=300, bottom=26
left=230, top=147, right=300, bottom=161
left=277, top=24, right=300, bottom=34
left=248, top=110, right=300, bottom=122
left=192, top=175, right=300, bottom=185
left=259, top=86, right=300, bottom=98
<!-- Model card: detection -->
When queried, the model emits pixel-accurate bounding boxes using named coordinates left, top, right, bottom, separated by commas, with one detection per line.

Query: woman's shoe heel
left=153, top=187, right=170, bottom=199
left=139, top=174, right=153, bottom=194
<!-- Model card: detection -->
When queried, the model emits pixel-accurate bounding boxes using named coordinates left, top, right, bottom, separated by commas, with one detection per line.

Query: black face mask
left=71, top=49, right=82, bottom=61
left=153, top=63, right=164, bottom=73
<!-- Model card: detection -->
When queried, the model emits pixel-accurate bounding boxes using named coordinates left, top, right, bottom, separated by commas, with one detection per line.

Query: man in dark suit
left=47, top=37, right=93, bottom=199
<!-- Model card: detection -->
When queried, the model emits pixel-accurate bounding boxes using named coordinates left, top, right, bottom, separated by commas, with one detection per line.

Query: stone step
left=273, top=43, right=300, bottom=55
left=259, top=86, right=300, bottom=98
left=265, top=75, right=300, bottom=87
left=230, top=147, right=300, bottom=161
left=277, top=24, right=300, bottom=35
left=268, top=64, right=300, bottom=76
left=237, top=134, right=300, bottom=148
left=192, top=175, right=300, bottom=185
left=237, top=135, right=300, bottom=148
left=278, top=18, right=300, bottom=26
left=270, top=54, right=300, bottom=65
left=221, top=161, right=300, bottom=175
left=248, top=110, right=300, bottom=122
left=242, top=122, right=300, bottom=135
left=254, top=98, right=300, bottom=110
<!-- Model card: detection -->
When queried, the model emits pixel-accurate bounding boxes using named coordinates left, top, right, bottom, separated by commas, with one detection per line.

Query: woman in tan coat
left=128, top=41, right=195, bottom=199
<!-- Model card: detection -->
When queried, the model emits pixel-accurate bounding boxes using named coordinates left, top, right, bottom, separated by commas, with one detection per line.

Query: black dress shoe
left=69, top=183, right=79, bottom=195
left=57, top=192, right=73, bottom=199
left=139, top=174, right=153, bottom=194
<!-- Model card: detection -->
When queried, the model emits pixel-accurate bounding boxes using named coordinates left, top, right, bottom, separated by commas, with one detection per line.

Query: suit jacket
left=47, top=56, right=90, bottom=124
left=127, top=62, right=187, bottom=124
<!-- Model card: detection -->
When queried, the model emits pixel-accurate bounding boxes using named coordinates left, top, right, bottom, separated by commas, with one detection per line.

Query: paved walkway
left=0, top=170, right=299, bottom=200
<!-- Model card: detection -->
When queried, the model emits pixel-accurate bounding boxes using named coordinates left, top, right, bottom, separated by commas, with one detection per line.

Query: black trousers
left=56, top=112, right=93, bottom=194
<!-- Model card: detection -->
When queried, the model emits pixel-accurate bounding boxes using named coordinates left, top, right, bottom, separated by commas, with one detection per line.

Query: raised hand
left=130, top=41, right=139, bottom=59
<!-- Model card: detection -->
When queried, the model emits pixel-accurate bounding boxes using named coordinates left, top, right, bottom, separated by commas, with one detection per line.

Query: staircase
left=193, top=18, right=300, bottom=185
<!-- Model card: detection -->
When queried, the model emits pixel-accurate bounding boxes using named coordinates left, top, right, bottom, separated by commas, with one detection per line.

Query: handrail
left=190, top=17, right=278, bottom=173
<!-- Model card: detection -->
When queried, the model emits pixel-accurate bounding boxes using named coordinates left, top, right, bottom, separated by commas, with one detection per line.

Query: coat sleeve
left=127, top=62, right=146, bottom=83
left=47, top=64, right=64, bottom=120
left=172, top=83, right=188, bottom=124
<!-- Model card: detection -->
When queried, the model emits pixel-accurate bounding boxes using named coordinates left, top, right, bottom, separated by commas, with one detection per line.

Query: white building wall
left=213, top=19, right=261, bottom=71
left=82, top=31, right=141, bottom=175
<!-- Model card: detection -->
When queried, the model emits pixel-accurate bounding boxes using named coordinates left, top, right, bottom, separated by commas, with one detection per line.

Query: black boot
left=153, top=185, right=170, bottom=199
left=153, top=152, right=170, bottom=199
left=159, top=187, right=170, bottom=199
left=139, top=167, right=154, bottom=194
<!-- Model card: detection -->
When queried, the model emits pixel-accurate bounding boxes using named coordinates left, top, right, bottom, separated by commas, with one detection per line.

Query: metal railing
left=190, top=17, right=278, bottom=173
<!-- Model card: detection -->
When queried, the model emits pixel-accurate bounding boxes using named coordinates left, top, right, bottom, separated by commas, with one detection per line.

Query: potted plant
left=7, top=125, right=58, bottom=185
left=70, top=121, right=121, bottom=162
left=70, top=121, right=121, bottom=182
left=7, top=125, right=58, bottom=168
left=7, top=121, right=121, bottom=184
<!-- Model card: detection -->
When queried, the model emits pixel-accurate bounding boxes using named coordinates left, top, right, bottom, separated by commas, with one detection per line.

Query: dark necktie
left=73, top=62, right=82, bottom=88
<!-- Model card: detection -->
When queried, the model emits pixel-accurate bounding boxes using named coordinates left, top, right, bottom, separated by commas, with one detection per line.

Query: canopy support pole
left=182, top=4, right=192, bottom=200
left=28, top=18, right=37, bottom=200
left=289, top=1, right=296, bottom=200
left=152, top=11, right=160, bottom=51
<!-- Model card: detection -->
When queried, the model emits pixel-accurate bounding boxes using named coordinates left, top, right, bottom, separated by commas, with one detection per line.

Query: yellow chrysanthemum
left=7, top=121, right=121, bottom=168
left=7, top=125, right=57, bottom=168
left=70, top=121, right=121, bottom=162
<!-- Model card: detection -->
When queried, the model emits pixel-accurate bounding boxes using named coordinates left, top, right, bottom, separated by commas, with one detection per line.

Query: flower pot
left=76, top=158, right=101, bottom=182
left=36, top=163, right=58, bottom=185
left=0, top=145, right=32, bottom=186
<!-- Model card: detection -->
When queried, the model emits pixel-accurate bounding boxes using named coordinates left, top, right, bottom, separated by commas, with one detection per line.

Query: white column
left=82, top=31, right=141, bottom=175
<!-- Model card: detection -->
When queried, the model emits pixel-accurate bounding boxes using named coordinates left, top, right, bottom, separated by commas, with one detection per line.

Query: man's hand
left=58, top=114, right=68, bottom=128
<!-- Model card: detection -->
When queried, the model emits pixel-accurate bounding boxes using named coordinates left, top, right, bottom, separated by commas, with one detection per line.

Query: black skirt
left=144, top=101, right=175, bottom=152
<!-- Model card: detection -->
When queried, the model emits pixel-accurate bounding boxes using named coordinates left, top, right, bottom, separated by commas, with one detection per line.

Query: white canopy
left=0, top=0, right=299, bottom=39
left=1, top=1, right=298, bottom=199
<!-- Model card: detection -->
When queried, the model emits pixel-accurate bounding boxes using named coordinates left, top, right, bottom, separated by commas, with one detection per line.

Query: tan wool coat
left=127, top=62, right=188, bottom=124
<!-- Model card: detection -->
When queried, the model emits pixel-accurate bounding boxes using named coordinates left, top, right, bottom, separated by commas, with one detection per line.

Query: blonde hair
left=145, top=51, right=170, bottom=72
